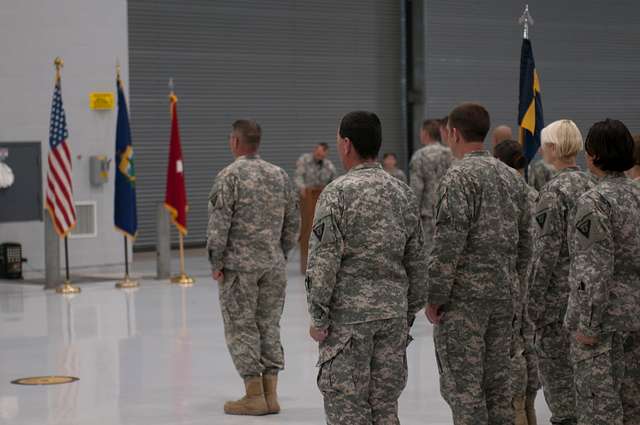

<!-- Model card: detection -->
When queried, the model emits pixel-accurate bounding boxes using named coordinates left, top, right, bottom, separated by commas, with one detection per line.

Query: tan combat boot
left=262, top=374, right=281, bottom=414
left=223, top=376, right=269, bottom=416
left=525, top=393, right=538, bottom=425
left=514, top=396, right=527, bottom=425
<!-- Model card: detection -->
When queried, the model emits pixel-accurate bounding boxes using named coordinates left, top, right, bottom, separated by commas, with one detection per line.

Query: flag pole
left=115, top=61, right=140, bottom=290
left=168, top=78, right=194, bottom=286
left=519, top=4, right=534, bottom=183
left=52, top=57, right=80, bottom=295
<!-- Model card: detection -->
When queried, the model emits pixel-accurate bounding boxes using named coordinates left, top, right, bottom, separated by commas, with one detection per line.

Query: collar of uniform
left=602, top=171, right=627, bottom=181
left=350, top=162, right=382, bottom=173
left=556, top=165, right=580, bottom=174
left=464, top=150, right=490, bottom=159
left=236, top=154, right=260, bottom=161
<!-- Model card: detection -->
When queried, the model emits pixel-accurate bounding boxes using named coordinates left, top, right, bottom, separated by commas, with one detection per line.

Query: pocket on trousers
left=535, top=322, right=567, bottom=360
left=572, top=336, right=614, bottom=400
left=317, top=329, right=355, bottom=396
left=218, top=272, right=240, bottom=318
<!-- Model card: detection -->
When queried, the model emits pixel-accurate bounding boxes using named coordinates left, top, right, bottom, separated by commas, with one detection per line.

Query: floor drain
left=11, top=376, right=79, bottom=386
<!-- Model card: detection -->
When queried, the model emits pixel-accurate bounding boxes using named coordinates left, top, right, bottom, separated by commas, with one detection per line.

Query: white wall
left=0, top=0, right=129, bottom=272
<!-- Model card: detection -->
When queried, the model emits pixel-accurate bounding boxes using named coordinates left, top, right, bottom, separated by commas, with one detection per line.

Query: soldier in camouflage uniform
left=527, top=120, right=594, bottom=425
left=409, top=118, right=453, bottom=251
left=528, top=155, right=556, bottom=191
left=565, top=119, right=640, bottom=425
left=306, top=111, right=426, bottom=425
left=207, top=120, right=300, bottom=416
left=382, top=152, right=407, bottom=183
left=426, top=104, right=532, bottom=425
left=296, top=143, right=337, bottom=272
left=493, top=139, right=541, bottom=425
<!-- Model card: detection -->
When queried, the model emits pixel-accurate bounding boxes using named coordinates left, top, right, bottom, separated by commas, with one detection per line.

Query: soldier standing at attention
left=565, top=119, right=640, bottom=425
left=207, top=120, right=300, bottom=416
left=526, top=119, right=594, bottom=425
left=382, top=152, right=407, bottom=183
left=409, top=118, right=453, bottom=251
left=306, top=111, right=426, bottom=425
left=295, top=143, right=337, bottom=273
left=426, top=103, right=532, bottom=424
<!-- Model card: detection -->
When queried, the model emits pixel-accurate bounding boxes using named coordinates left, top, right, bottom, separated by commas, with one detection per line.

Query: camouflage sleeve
left=294, top=156, right=305, bottom=190
left=404, top=193, right=427, bottom=317
left=206, top=173, right=235, bottom=271
left=426, top=174, right=470, bottom=305
left=280, top=172, right=301, bottom=257
left=305, top=189, right=343, bottom=329
left=409, top=156, right=424, bottom=211
left=526, top=191, right=562, bottom=326
left=571, top=196, right=613, bottom=338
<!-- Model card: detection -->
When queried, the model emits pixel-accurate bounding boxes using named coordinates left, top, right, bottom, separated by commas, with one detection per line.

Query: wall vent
left=69, top=201, right=97, bottom=238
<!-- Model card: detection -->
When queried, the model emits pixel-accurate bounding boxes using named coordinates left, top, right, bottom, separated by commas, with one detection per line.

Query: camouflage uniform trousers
left=434, top=298, right=514, bottom=425
left=535, top=322, right=576, bottom=424
left=218, top=267, right=286, bottom=378
left=317, top=317, right=409, bottom=425
left=571, top=332, right=640, bottom=425
left=512, top=313, right=541, bottom=400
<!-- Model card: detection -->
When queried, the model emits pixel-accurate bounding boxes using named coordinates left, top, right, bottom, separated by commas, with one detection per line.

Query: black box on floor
left=0, top=243, right=24, bottom=279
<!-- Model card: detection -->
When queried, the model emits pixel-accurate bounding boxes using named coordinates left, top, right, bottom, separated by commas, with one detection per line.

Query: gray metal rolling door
left=424, top=1, right=640, bottom=154
left=128, top=0, right=403, bottom=249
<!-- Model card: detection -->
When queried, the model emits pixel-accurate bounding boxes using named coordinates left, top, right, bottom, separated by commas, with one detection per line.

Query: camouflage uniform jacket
left=527, top=167, right=595, bottom=327
left=207, top=155, right=300, bottom=272
left=528, top=159, right=556, bottom=191
left=426, top=151, right=532, bottom=305
left=305, top=162, right=426, bottom=329
left=409, top=143, right=453, bottom=221
left=565, top=173, right=640, bottom=337
left=294, top=153, right=337, bottom=190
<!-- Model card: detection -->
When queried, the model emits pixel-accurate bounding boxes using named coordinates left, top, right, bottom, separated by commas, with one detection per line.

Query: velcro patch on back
left=313, top=222, right=325, bottom=241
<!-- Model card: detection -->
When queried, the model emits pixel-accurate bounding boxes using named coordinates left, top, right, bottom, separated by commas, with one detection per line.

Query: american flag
left=45, top=78, right=77, bottom=236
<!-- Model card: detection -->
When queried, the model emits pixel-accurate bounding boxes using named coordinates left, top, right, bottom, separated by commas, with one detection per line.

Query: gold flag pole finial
left=518, top=4, right=534, bottom=40
left=168, top=78, right=178, bottom=104
left=54, top=57, right=64, bottom=81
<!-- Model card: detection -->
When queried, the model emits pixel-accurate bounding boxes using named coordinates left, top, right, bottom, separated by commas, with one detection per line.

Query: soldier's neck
left=456, top=142, right=485, bottom=159
left=551, top=158, right=577, bottom=171
left=627, top=165, right=640, bottom=180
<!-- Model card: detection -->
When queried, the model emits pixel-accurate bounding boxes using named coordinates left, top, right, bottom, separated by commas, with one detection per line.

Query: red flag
left=164, top=94, right=188, bottom=235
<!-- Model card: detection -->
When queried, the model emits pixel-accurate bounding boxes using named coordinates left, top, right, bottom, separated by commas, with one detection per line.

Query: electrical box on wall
left=90, top=155, right=110, bottom=186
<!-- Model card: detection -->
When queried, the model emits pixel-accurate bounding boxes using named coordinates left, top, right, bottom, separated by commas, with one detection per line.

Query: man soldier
left=295, top=143, right=337, bottom=273
left=207, top=119, right=300, bottom=416
left=306, top=111, right=426, bottom=425
left=426, top=103, right=532, bottom=424
left=566, top=119, right=640, bottom=425
left=409, top=118, right=453, bottom=251
left=491, top=125, right=514, bottom=150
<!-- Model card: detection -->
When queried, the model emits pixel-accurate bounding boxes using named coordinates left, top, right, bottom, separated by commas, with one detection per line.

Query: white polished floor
left=0, top=250, right=551, bottom=425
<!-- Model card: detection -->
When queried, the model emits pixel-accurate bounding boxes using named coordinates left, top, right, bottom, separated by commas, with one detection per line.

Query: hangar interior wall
left=127, top=0, right=404, bottom=249
left=423, top=0, right=640, bottom=158
left=0, top=0, right=130, bottom=271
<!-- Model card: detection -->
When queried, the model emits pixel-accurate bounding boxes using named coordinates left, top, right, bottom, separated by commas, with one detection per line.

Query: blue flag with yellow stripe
left=518, top=38, right=544, bottom=166
left=114, top=76, right=137, bottom=238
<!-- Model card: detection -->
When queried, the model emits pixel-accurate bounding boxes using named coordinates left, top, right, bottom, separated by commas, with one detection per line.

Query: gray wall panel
left=128, top=0, right=403, bottom=248
left=424, top=1, right=640, bottom=156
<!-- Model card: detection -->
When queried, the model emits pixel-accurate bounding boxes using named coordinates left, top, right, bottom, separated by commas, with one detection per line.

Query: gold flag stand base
left=170, top=273, right=194, bottom=286
left=55, top=281, right=81, bottom=294
left=115, top=275, right=139, bottom=289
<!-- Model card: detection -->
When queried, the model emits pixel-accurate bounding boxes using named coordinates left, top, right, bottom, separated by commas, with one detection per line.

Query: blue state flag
left=114, top=76, right=137, bottom=238
left=518, top=38, right=544, bottom=165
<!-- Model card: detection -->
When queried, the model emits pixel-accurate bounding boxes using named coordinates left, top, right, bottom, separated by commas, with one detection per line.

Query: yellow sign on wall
left=89, top=92, right=115, bottom=110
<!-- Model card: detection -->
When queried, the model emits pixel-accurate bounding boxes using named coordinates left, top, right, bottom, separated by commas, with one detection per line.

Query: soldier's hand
left=212, top=270, right=224, bottom=282
left=575, top=331, right=598, bottom=346
left=310, top=326, right=329, bottom=342
left=426, top=304, right=444, bottom=325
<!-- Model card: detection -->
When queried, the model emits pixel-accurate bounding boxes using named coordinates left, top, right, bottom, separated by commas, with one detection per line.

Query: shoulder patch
left=313, top=222, right=325, bottom=241
left=576, top=216, right=591, bottom=239
left=535, top=211, right=548, bottom=230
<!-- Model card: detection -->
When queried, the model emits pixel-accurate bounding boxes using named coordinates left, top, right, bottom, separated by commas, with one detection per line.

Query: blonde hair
left=541, top=119, right=583, bottom=160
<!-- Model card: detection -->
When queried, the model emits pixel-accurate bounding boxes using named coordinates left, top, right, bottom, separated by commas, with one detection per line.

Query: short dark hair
left=317, top=142, right=329, bottom=150
left=422, top=119, right=441, bottom=141
left=440, top=116, right=448, bottom=127
left=339, top=111, right=382, bottom=159
left=448, top=103, right=490, bottom=142
left=232, top=119, right=261, bottom=148
left=633, top=135, right=640, bottom=166
left=494, top=139, right=526, bottom=171
left=584, top=119, right=635, bottom=172
left=383, top=152, right=397, bottom=160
